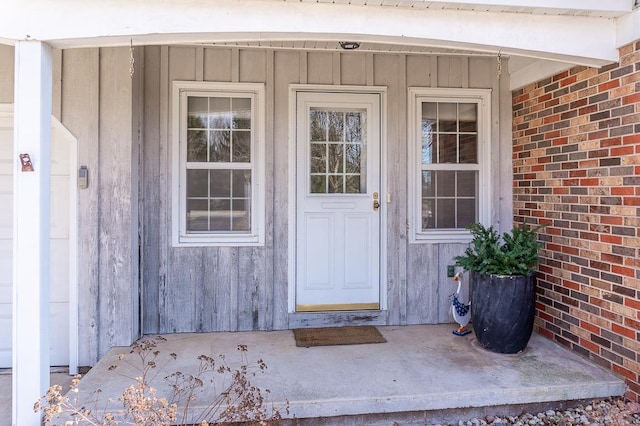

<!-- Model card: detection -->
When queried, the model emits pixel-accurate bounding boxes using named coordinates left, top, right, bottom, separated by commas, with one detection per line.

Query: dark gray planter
left=471, top=272, right=536, bottom=354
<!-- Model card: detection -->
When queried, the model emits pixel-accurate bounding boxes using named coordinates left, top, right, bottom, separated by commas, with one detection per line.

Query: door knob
left=373, top=192, right=380, bottom=211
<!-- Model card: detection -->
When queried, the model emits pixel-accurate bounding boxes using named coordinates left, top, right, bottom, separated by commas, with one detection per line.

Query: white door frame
left=0, top=103, right=79, bottom=374
left=287, top=85, right=388, bottom=313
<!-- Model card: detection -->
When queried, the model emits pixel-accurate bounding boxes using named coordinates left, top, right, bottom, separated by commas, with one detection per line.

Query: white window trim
left=171, top=81, right=266, bottom=247
left=407, top=87, right=492, bottom=243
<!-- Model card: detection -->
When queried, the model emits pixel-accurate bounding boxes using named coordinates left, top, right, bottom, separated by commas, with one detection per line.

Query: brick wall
left=512, top=41, right=640, bottom=401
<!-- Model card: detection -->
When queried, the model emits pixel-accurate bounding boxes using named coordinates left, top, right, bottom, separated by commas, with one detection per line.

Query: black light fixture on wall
left=339, top=41, right=361, bottom=50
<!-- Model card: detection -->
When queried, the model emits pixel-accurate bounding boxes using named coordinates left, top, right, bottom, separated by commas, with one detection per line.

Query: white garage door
left=0, top=114, right=75, bottom=367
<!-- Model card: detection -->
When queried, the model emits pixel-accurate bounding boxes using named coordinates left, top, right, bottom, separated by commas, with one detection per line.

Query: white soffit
left=288, top=0, right=633, bottom=18
left=0, top=0, right=623, bottom=66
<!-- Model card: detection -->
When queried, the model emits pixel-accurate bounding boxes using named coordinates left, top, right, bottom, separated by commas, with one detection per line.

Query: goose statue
left=451, top=271, right=472, bottom=336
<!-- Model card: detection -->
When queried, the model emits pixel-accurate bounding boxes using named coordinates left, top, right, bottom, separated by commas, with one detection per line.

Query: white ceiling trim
left=0, top=0, right=619, bottom=67
left=508, top=58, right=573, bottom=90
left=335, top=0, right=634, bottom=15
left=440, top=0, right=631, bottom=12
left=617, top=7, right=640, bottom=47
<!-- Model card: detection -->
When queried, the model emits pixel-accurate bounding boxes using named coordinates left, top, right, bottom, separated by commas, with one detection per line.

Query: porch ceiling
left=0, top=0, right=638, bottom=89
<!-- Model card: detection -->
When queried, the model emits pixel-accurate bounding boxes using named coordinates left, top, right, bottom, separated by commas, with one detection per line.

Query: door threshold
left=288, top=309, right=387, bottom=329
left=296, top=303, right=380, bottom=312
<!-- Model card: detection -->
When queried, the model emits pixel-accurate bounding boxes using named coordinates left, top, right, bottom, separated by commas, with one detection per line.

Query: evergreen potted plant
left=455, top=223, right=543, bottom=354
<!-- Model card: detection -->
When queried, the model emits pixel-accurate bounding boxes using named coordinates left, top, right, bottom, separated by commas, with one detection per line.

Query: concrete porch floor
left=29, top=324, right=628, bottom=424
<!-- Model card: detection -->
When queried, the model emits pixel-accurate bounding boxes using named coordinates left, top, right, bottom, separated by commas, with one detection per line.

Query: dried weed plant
left=34, top=336, right=288, bottom=425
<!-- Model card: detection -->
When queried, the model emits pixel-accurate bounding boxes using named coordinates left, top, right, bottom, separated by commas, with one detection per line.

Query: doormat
left=293, top=326, right=386, bottom=347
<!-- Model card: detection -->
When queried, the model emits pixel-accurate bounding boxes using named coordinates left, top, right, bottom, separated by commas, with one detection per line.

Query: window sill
left=173, top=234, right=264, bottom=247
left=410, top=230, right=473, bottom=244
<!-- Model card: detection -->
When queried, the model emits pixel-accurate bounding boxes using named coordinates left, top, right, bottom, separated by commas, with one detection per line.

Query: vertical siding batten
left=299, top=51, right=307, bottom=85
left=262, top=49, right=276, bottom=331
left=398, top=54, right=409, bottom=324
left=333, top=52, right=341, bottom=85
left=366, top=53, right=374, bottom=86
left=461, top=57, right=470, bottom=89
left=132, top=46, right=144, bottom=341
left=142, top=46, right=161, bottom=334
left=275, top=50, right=300, bottom=329
left=62, top=48, right=101, bottom=364
left=52, top=49, right=62, bottom=120
left=497, top=58, right=513, bottom=234
left=166, top=46, right=198, bottom=333
left=0, top=45, right=14, bottom=103
left=373, top=53, right=402, bottom=324
left=158, top=45, right=169, bottom=333
left=195, top=47, right=204, bottom=82
left=231, top=48, right=240, bottom=83
left=97, top=47, right=138, bottom=355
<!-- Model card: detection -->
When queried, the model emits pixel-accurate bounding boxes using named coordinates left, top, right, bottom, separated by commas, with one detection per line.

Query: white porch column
left=12, top=40, right=52, bottom=426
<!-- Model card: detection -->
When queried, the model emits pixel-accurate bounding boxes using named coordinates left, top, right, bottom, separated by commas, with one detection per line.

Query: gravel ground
left=430, top=398, right=640, bottom=426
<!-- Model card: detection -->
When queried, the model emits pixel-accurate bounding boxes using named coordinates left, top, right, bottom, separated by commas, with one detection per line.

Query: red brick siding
left=512, top=41, right=640, bottom=402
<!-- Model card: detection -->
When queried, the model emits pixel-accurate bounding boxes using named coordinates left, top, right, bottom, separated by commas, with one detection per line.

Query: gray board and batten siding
left=0, top=45, right=143, bottom=366
left=140, top=47, right=512, bottom=335
left=0, top=45, right=512, bottom=365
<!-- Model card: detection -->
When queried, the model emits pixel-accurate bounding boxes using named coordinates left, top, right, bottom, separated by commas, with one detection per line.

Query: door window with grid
left=173, top=82, right=265, bottom=246
left=309, top=108, right=367, bottom=194
left=409, top=88, right=490, bottom=242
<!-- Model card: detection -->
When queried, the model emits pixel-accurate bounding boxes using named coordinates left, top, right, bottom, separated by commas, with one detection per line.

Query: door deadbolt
left=373, top=192, right=380, bottom=211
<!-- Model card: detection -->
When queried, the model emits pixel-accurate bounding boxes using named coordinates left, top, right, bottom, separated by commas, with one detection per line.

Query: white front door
left=295, top=91, right=381, bottom=312
left=0, top=114, right=73, bottom=367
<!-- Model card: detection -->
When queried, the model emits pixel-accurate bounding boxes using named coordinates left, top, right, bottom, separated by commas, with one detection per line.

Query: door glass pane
left=311, top=175, right=326, bottom=193
left=328, top=175, right=343, bottom=193
left=310, top=111, right=327, bottom=141
left=345, top=144, right=361, bottom=173
left=309, top=108, right=367, bottom=194
left=345, top=176, right=361, bottom=193
left=327, top=112, right=344, bottom=142
left=328, top=144, right=344, bottom=174
left=345, top=112, right=362, bottom=142
left=311, top=143, right=326, bottom=173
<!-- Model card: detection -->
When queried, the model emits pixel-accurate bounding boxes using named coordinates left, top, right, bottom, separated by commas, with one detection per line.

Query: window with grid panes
left=409, top=88, right=490, bottom=242
left=173, top=82, right=265, bottom=246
